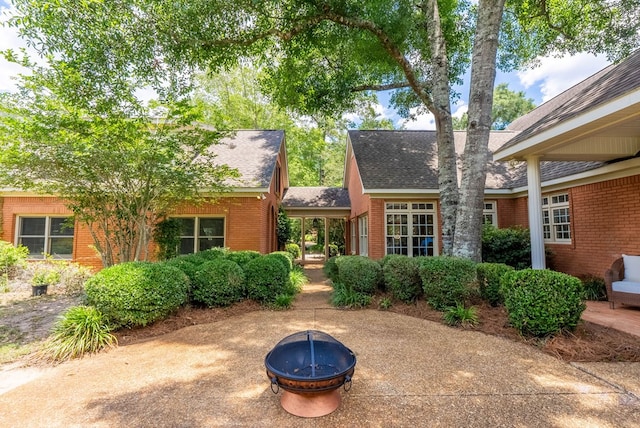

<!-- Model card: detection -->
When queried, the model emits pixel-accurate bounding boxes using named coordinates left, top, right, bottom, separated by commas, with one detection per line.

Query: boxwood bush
left=164, top=254, right=204, bottom=285
left=85, top=262, right=189, bottom=328
left=244, top=255, right=288, bottom=303
left=500, top=269, right=586, bottom=337
left=197, top=248, right=228, bottom=262
left=476, top=262, right=514, bottom=306
left=419, top=256, right=477, bottom=310
left=335, top=256, right=381, bottom=295
left=323, top=257, right=340, bottom=282
left=225, top=250, right=261, bottom=269
left=482, top=225, right=531, bottom=269
left=382, top=255, right=422, bottom=302
left=285, top=243, right=301, bottom=259
left=192, top=259, right=245, bottom=307
left=266, top=251, right=293, bottom=274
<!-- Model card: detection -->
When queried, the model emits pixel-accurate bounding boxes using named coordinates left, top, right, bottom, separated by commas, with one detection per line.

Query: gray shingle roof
left=349, top=130, right=604, bottom=191
left=503, top=50, right=640, bottom=148
left=282, top=187, right=351, bottom=208
left=208, top=130, right=284, bottom=188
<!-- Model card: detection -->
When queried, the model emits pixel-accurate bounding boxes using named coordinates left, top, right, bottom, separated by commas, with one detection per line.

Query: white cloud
left=0, top=6, right=30, bottom=92
left=517, top=53, right=611, bottom=103
left=398, top=108, right=436, bottom=130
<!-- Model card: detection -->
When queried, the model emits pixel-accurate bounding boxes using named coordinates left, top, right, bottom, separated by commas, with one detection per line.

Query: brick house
left=342, top=50, right=640, bottom=278
left=0, top=130, right=288, bottom=270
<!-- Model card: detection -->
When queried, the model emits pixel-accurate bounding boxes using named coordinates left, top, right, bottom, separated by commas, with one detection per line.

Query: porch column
left=324, top=217, right=329, bottom=260
left=300, top=216, right=306, bottom=263
left=526, top=156, right=546, bottom=269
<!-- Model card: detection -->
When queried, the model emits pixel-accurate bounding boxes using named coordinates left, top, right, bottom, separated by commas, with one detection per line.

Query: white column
left=301, top=217, right=306, bottom=264
left=324, top=218, right=329, bottom=260
left=527, top=156, right=546, bottom=269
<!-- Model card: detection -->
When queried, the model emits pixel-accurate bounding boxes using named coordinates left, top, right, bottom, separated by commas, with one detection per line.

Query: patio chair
left=604, top=255, right=640, bottom=309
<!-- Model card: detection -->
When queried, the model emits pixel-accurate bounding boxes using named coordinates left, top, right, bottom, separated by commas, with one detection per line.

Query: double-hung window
left=17, top=216, right=74, bottom=259
left=542, top=193, right=571, bottom=243
left=385, top=202, right=436, bottom=256
left=176, top=217, right=225, bottom=254
left=483, top=201, right=498, bottom=226
left=358, top=216, right=368, bottom=256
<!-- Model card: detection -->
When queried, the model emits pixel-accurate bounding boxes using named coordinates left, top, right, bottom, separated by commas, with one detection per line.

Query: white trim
left=494, top=90, right=640, bottom=161
left=526, top=158, right=546, bottom=269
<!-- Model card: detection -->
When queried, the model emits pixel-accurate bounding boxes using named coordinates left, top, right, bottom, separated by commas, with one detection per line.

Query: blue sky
left=0, top=1, right=611, bottom=129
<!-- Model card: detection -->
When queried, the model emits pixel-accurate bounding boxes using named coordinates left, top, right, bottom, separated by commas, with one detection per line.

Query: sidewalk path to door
left=1, top=265, right=639, bottom=427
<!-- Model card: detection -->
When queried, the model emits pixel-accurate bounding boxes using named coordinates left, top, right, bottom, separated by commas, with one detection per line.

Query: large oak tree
left=5, top=0, right=639, bottom=260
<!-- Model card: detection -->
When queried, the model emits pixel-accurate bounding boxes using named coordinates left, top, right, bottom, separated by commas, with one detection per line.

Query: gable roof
left=209, top=130, right=286, bottom=189
left=282, top=187, right=351, bottom=209
left=495, top=50, right=640, bottom=161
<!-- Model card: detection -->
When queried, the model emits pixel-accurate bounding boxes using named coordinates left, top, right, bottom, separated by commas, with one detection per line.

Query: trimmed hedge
left=244, top=255, right=289, bottom=303
left=164, top=254, right=204, bottom=285
left=419, top=256, right=477, bottom=310
left=501, top=269, right=586, bottom=337
left=197, top=247, right=228, bottom=261
left=285, top=243, right=301, bottom=259
left=266, top=251, right=293, bottom=274
left=85, top=262, right=189, bottom=328
left=335, top=256, right=381, bottom=294
left=476, top=262, right=514, bottom=306
left=382, top=255, right=422, bottom=302
left=482, top=225, right=531, bottom=269
left=192, top=259, right=245, bottom=307
left=323, top=257, right=340, bottom=282
left=225, top=250, right=261, bottom=269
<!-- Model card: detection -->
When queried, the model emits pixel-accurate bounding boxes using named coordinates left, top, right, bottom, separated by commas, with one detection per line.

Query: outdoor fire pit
left=265, top=330, right=356, bottom=417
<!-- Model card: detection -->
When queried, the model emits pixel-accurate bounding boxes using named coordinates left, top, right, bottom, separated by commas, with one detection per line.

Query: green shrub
left=39, top=306, right=117, bottom=362
left=0, top=240, right=28, bottom=277
left=288, top=265, right=308, bottom=292
left=198, top=248, right=228, bottom=261
left=31, top=265, right=61, bottom=286
left=482, top=225, right=531, bottom=269
left=285, top=243, right=301, bottom=259
left=476, top=262, right=514, bottom=306
left=579, top=274, right=607, bottom=301
left=501, top=269, right=586, bottom=337
left=271, top=293, right=295, bottom=310
left=323, top=257, right=340, bottom=282
left=329, top=244, right=339, bottom=257
left=331, top=282, right=371, bottom=308
left=192, top=259, right=245, bottom=307
left=443, top=303, right=479, bottom=327
left=419, top=256, right=477, bottom=310
left=164, top=254, right=204, bottom=285
left=267, top=251, right=294, bottom=274
left=85, top=262, right=189, bottom=328
left=225, top=250, right=261, bottom=269
left=382, top=255, right=422, bottom=302
left=335, top=256, right=381, bottom=295
left=244, top=256, right=288, bottom=303
left=153, top=218, right=182, bottom=261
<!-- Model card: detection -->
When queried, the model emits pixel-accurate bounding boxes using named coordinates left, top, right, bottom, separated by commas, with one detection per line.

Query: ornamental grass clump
left=382, top=255, right=422, bottom=302
left=476, top=262, right=514, bottom=306
left=39, top=305, right=117, bottom=362
left=443, top=303, right=479, bottom=327
left=331, top=282, right=371, bottom=308
left=334, top=256, right=381, bottom=295
left=419, top=256, right=477, bottom=310
left=85, top=262, right=189, bottom=328
left=501, top=269, right=586, bottom=337
left=192, top=259, right=245, bottom=307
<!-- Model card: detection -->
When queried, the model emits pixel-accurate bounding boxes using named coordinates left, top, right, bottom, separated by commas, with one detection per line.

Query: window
left=358, top=216, right=368, bottom=256
left=17, top=216, right=74, bottom=259
left=483, top=201, right=497, bottom=226
left=350, top=219, right=357, bottom=255
left=385, top=202, right=436, bottom=256
left=176, top=217, right=225, bottom=254
left=542, top=193, right=571, bottom=243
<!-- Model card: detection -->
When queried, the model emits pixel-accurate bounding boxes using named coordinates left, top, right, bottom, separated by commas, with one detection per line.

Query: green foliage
left=476, top=262, right=515, bottom=306
left=288, top=265, right=308, bottom=291
left=328, top=244, right=339, bottom=258
left=198, top=248, right=229, bottom=262
left=382, top=255, right=423, bottom=303
left=84, top=262, right=189, bottom=328
left=276, top=206, right=292, bottom=250
left=443, top=304, right=479, bottom=327
left=164, top=254, right=204, bottom=285
left=0, top=241, right=28, bottom=277
left=335, top=256, right=382, bottom=295
left=51, top=261, right=93, bottom=295
left=331, top=283, right=372, bottom=309
left=267, top=251, right=294, bottom=274
left=39, top=306, right=117, bottom=362
left=285, top=243, right=301, bottom=259
left=579, top=274, right=607, bottom=301
left=192, top=259, right=245, bottom=307
left=501, top=269, right=586, bottom=337
left=244, top=256, right=289, bottom=303
left=225, top=251, right=261, bottom=269
left=271, top=293, right=296, bottom=310
left=419, top=257, right=478, bottom=310
left=323, top=257, right=340, bottom=282
left=379, top=297, right=393, bottom=310
left=482, top=225, right=532, bottom=269
left=31, top=266, right=61, bottom=286
left=153, top=218, right=183, bottom=261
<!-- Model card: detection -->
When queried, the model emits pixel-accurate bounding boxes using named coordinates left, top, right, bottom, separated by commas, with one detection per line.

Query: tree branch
left=351, top=82, right=411, bottom=92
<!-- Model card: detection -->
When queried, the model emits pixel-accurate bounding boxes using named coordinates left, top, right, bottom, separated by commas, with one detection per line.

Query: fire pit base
left=280, top=390, right=341, bottom=418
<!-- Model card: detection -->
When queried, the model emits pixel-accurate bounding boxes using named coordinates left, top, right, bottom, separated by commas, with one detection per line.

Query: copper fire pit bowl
left=265, top=330, right=356, bottom=417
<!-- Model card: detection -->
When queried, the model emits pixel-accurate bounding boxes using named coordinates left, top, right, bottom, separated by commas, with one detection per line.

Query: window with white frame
left=542, top=193, right=571, bottom=243
left=358, top=216, right=368, bottom=256
left=385, top=202, right=436, bottom=257
left=483, top=201, right=498, bottom=226
left=17, top=216, right=74, bottom=259
left=175, top=217, right=225, bottom=254
left=350, top=219, right=357, bottom=255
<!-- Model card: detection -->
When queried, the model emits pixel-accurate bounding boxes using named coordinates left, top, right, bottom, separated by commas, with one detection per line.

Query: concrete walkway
left=1, top=266, right=639, bottom=427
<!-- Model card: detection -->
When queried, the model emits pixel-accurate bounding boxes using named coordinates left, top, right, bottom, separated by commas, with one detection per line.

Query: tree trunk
left=421, top=0, right=459, bottom=256
left=453, top=0, right=505, bottom=261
